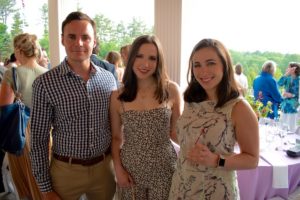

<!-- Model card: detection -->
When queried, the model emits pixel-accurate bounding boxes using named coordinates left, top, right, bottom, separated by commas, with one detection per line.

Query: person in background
left=6, top=53, right=19, bottom=68
left=105, top=51, right=124, bottom=82
left=0, top=62, right=7, bottom=84
left=30, top=11, right=117, bottom=200
left=234, top=63, right=248, bottom=96
left=278, top=62, right=300, bottom=132
left=90, top=39, right=118, bottom=82
left=38, top=48, right=51, bottom=69
left=253, top=60, right=282, bottom=119
left=110, top=35, right=181, bottom=199
left=0, top=56, right=7, bottom=195
left=3, top=58, right=10, bottom=67
left=0, top=57, right=7, bottom=194
left=0, top=56, right=4, bottom=66
left=0, top=33, right=48, bottom=200
left=120, top=44, right=131, bottom=67
left=169, top=38, right=259, bottom=199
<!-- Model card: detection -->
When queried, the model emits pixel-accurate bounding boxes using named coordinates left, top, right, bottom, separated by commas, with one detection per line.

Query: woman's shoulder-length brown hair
left=184, top=38, right=239, bottom=108
left=119, top=35, right=169, bottom=103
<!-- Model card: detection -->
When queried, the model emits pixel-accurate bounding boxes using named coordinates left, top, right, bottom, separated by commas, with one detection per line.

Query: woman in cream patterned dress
left=169, top=39, right=259, bottom=200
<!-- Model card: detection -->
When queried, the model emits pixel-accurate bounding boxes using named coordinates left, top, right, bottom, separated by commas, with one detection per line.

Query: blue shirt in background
left=253, top=71, right=282, bottom=119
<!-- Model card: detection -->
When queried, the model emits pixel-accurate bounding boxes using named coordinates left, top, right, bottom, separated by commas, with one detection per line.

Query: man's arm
left=30, top=77, right=54, bottom=192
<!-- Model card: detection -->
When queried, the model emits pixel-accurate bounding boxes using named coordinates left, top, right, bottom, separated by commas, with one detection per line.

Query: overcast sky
left=183, top=0, right=300, bottom=54
left=18, top=0, right=300, bottom=54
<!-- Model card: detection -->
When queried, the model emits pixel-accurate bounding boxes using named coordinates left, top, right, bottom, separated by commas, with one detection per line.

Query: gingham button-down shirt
left=30, top=58, right=117, bottom=192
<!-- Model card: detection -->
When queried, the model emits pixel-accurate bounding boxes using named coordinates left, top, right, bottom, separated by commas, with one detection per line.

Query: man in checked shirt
left=30, top=11, right=117, bottom=200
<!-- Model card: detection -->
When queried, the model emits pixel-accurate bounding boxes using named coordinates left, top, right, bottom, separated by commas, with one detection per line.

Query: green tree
left=39, top=3, right=49, bottom=54
left=0, top=23, right=12, bottom=59
left=40, top=3, right=48, bottom=36
left=93, top=14, right=114, bottom=43
left=115, top=22, right=131, bottom=45
left=10, top=12, right=25, bottom=39
left=92, top=15, right=153, bottom=58
left=0, top=0, right=16, bottom=24
left=127, top=17, right=152, bottom=38
left=99, top=42, right=120, bottom=59
left=231, top=50, right=300, bottom=89
left=76, top=1, right=82, bottom=11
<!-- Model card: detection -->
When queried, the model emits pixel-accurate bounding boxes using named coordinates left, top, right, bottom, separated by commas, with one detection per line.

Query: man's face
left=61, top=20, right=96, bottom=64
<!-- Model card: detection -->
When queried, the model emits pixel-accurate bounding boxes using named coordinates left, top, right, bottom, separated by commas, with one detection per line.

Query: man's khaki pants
left=50, top=154, right=116, bottom=200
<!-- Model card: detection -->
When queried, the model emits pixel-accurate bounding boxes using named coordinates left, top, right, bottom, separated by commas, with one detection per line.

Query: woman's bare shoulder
left=167, top=80, right=180, bottom=93
left=232, top=98, right=257, bottom=124
left=111, top=87, right=124, bottom=102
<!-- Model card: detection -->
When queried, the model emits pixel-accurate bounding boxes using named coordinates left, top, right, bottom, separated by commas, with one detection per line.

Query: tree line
left=230, top=50, right=300, bottom=88
left=0, top=1, right=153, bottom=62
left=1, top=0, right=300, bottom=89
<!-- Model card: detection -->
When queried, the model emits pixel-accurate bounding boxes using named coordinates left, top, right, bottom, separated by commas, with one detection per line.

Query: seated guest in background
left=0, top=33, right=48, bottom=200
left=278, top=62, right=300, bottom=132
left=90, top=39, right=118, bottom=82
left=30, top=11, right=116, bottom=200
left=169, top=38, right=259, bottom=199
left=253, top=60, right=282, bottom=119
left=110, top=35, right=181, bottom=199
left=234, top=63, right=248, bottom=96
left=105, top=51, right=124, bottom=82
left=120, top=44, right=131, bottom=67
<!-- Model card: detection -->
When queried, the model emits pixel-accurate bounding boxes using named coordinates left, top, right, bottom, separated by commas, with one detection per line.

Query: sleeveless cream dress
left=169, top=98, right=242, bottom=200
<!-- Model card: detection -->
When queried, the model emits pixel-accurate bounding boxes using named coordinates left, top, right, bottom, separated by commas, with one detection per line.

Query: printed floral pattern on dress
left=169, top=99, right=241, bottom=200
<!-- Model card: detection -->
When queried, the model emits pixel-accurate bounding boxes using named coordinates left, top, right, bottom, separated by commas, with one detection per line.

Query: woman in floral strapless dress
left=110, top=35, right=181, bottom=200
left=169, top=39, right=259, bottom=200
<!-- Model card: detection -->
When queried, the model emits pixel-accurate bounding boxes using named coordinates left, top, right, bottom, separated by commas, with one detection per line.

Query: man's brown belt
left=53, top=149, right=110, bottom=166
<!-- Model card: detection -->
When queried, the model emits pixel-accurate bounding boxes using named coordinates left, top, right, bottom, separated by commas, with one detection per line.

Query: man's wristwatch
left=218, top=155, right=225, bottom=167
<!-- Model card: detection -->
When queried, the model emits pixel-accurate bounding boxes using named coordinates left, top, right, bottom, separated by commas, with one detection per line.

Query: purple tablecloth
left=172, top=142, right=300, bottom=199
left=237, top=152, right=300, bottom=200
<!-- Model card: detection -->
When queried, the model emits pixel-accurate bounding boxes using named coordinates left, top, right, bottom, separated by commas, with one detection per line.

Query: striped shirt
left=30, top=58, right=117, bottom=192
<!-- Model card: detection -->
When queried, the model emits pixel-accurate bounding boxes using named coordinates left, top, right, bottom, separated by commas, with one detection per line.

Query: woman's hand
left=187, top=143, right=219, bottom=168
left=42, top=191, right=61, bottom=200
left=285, top=67, right=296, bottom=76
left=283, top=91, right=294, bottom=98
left=115, top=166, right=134, bottom=188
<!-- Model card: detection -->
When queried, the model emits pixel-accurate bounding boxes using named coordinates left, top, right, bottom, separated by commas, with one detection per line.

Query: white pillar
left=154, top=0, right=182, bottom=85
left=180, top=0, right=198, bottom=90
left=48, top=0, right=76, bottom=67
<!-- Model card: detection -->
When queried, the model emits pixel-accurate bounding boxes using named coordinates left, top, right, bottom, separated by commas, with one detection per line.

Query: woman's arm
left=168, top=81, right=182, bottom=144
left=228, top=99, right=259, bottom=169
left=110, top=90, right=134, bottom=187
left=277, top=76, right=287, bottom=87
left=187, top=99, right=259, bottom=170
left=0, top=82, right=15, bottom=106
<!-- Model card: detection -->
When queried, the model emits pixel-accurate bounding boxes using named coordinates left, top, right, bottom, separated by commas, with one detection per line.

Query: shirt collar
left=59, top=57, right=99, bottom=76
